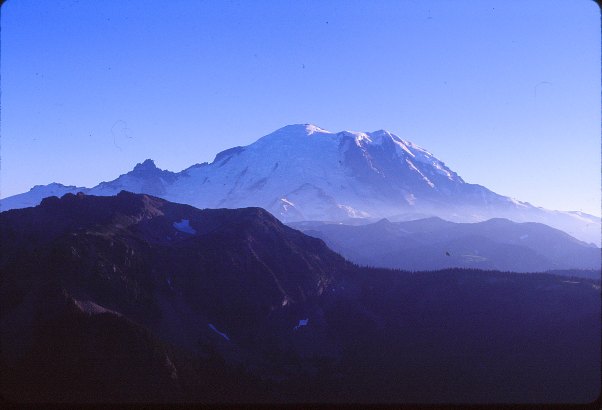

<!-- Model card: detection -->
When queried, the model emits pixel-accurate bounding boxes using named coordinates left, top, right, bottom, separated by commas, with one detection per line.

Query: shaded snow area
left=75, top=300, right=121, bottom=316
left=4, top=122, right=601, bottom=246
left=280, top=198, right=295, bottom=210
left=294, top=318, right=309, bottom=331
left=173, top=219, right=196, bottom=234
left=208, top=323, right=230, bottom=341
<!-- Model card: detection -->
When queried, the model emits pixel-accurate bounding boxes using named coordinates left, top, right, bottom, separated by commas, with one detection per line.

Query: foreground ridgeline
left=1, top=124, right=600, bottom=246
left=1, top=192, right=600, bottom=404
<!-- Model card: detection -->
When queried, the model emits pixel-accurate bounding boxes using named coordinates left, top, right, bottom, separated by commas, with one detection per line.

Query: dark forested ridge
left=1, top=192, right=600, bottom=404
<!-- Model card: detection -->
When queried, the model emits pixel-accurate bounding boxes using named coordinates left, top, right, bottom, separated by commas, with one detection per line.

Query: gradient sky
left=1, top=0, right=600, bottom=215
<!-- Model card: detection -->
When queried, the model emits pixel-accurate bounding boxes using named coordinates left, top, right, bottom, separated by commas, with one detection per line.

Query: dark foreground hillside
left=1, top=192, right=599, bottom=404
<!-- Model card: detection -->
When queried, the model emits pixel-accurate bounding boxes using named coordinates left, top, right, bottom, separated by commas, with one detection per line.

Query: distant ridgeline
left=290, top=218, right=601, bottom=274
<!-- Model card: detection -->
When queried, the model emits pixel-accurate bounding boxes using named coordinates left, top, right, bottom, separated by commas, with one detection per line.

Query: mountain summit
left=168, top=123, right=468, bottom=221
left=132, top=158, right=159, bottom=172
left=1, top=124, right=600, bottom=245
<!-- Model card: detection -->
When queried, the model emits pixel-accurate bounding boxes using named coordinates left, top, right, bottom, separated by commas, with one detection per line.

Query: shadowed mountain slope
left=1, top=192, right=599, bottom=403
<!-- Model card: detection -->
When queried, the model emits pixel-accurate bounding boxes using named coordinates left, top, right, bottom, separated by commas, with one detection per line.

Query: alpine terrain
left=1, top=192, right=600, bottom=403
left=2, top=124, right=600, bottom=246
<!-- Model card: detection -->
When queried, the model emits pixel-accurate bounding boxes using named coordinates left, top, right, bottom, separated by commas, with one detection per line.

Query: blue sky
left=1, top=0, right=600, bottom=215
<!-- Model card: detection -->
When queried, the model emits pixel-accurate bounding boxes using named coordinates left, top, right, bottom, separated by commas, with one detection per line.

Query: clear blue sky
left=2, top=0, right=600, bottom=216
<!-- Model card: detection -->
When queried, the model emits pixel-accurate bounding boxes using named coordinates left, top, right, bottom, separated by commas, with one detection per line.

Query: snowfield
left=1, top=124, right=600, bottom=246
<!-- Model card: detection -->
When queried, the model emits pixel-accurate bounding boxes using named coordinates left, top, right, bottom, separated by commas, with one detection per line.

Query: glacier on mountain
left=1, top=124, right=600, bottom=246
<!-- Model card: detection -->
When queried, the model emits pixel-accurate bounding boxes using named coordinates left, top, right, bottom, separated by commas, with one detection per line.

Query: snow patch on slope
left=294, top=318, right=309, bottom=331
left=173, top=219, right=196, bottom=234
left=74, top=299, right=121, bottom=316
left=208, top=323, right=230, bottom=341
left=2, top=123, right=600, bottom=246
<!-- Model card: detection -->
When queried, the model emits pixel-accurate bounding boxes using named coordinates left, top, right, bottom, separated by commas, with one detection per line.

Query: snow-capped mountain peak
left=304, top=123, right=332, bottom=134
left=265, top=123, right=333, bottom=138
left=2, top=124, right=600, bottom=245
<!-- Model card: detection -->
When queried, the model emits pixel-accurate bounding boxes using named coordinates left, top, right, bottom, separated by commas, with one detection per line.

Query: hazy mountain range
left=2, top=124, right=600, bottom=246
left=290, top=218, right=601, bottom=274
left=1, top=192, right=599, bottom=403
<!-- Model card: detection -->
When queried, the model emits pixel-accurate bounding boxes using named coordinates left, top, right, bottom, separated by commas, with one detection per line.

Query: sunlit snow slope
left=2, top=124, right=600, bottom=245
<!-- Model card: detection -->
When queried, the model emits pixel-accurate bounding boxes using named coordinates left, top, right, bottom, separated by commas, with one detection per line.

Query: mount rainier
left=2, top=124, right=600, bottom=245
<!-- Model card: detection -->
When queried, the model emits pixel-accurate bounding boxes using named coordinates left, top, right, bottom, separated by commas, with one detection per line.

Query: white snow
left=208, top=323, right=230, bottom=341
left=508, top=197, right=529, bottom=207
left=74, top=300, right=121, bottom=316
left=173, top=219, right=196, bottom=234
left=279, top=198, right=296, bottom=211
left=409, top=146, right=456, bottom=180
left=293, top=318, right=309, bottom=331
left=519, top=234, right=529, bottom=240
left=0, top=183, right=88, bottom=211
left=337, top=204, right=370, bottom=218
left=2, top=123, right=600, bottom=246
left=393, top=139, right=416, bottom=157
left=404, top=192, right=417, bottom=205
left=405, top=159, right=435, bottom=188
left=280, top=198, right=295, bottom=206
left=305, top=124, right=331, bottom=135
